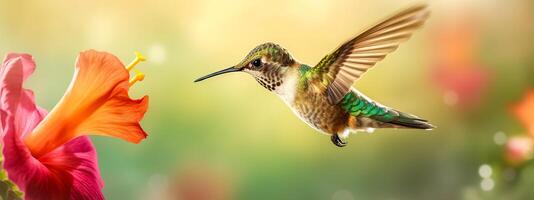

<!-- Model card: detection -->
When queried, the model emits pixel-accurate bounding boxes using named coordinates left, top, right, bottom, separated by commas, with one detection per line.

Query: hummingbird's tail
left=343, top=90, right=434, bottom=130
left=348, top=109, right=434, bottom=130
left=383, top=110, right=434, bottom=129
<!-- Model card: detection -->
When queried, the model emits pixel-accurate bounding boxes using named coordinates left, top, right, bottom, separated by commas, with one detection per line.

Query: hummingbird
left=195, top=5, right=434, bottom=147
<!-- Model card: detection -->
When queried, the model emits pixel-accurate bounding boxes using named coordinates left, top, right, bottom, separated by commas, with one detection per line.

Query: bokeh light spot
left=480, top=178, right=494, bottom=191
left=493, top=131, right=507, bottom=146
left=147, top=44, right=167, bottom=64
left=478, top=164, right=492, bottom=178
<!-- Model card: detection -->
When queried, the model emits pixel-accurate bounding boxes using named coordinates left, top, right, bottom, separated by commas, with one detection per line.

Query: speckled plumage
left=195, top=5, right=434, bottom=147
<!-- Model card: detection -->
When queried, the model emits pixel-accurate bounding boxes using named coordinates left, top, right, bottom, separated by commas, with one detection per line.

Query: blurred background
left=0, top=0, right=533, bottom=199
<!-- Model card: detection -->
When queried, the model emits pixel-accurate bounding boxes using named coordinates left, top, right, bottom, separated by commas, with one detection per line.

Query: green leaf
left=0, top=147, right=23, bottom=200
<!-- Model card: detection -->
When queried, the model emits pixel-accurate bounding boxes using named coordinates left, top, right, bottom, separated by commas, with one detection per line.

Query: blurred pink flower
left=511, top=89, right=534, bottom=136
left=430, top=19, right=490, bottom=109
left=432, top=66, right=489, bottom=108
left=0, top=51, right=148, bottom=199
left=505, top=136, right=533, bottom=166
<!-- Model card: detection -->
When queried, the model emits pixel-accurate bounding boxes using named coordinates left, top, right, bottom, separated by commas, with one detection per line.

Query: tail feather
left=381, top=110, right=434, bottom=129
left=341, top=90, right=434, bottom=130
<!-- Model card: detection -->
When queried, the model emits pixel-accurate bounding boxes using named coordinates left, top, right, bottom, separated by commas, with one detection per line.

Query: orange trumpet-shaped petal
left=24, top=50, right=149, bottom=158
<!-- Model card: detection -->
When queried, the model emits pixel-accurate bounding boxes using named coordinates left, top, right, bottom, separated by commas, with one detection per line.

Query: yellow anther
left=129, top=72, right=145, bottom=87
left=126, top=51, right=147, bottom=87
left=133, top=68, right=143, bottom=74
left=126, top=51, right=146, bottom=71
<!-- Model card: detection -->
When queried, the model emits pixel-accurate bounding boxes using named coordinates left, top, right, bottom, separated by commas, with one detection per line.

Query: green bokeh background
left=0, top=0, right=533, bottom=199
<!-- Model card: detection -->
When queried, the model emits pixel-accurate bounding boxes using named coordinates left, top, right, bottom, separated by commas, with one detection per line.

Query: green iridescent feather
left=238, top=43, right=294, bottom=68
left=297, top=64, right=312, bottom=89
left=340, top=92, right=392, bottom=119
left=340, top=92, right=433, bottom=129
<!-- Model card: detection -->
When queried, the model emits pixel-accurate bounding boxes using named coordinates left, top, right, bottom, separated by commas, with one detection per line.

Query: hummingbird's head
left=194, top=42, right=297, bottom=91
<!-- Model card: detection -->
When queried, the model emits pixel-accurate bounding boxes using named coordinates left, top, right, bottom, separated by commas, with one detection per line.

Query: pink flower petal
left=4, top=118, right=103, bottom=199
left=1, top=53, right=35, bottom=82
left=0, top=54, right=45, bottom=140
left=0, top=53, right=104, bottom=199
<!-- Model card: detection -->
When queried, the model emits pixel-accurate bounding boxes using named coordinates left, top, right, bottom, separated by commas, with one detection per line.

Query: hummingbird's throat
left=125, top=51, right=147, bottom=87
left=255, top=76, right=282, bottom=91
left=252, top=65, right=290, bottom=91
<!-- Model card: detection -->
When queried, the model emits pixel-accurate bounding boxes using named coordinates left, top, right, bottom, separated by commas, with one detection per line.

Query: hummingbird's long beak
left=194, top=66, right=242, bottom=82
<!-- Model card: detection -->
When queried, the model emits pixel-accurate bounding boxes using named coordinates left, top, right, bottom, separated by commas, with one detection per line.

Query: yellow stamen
left=129, top=72, right=145, bottom=86
left=133, top=68, right=143, bottom=74
left=126, top=51, right=147, bottom=87
left=126, top=51, right=146, bottom=71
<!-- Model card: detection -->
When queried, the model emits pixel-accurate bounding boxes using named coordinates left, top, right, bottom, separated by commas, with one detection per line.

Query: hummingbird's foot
left=330, top=134, right=347, bottom=147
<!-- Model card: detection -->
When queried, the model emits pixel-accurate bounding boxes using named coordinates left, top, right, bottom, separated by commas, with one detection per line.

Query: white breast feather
left=274, top=72, right=297, bottom=105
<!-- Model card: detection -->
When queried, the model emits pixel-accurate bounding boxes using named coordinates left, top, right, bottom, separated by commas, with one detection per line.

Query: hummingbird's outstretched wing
left=310, top=5, right=429, bottom=104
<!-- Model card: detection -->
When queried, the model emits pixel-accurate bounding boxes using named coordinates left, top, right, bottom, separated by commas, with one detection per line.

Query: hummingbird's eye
left=251, top=59, right=262, bottom=68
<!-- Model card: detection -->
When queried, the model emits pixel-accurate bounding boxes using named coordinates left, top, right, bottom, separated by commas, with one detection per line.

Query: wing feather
left=311, top=5, right=430, bottom=104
